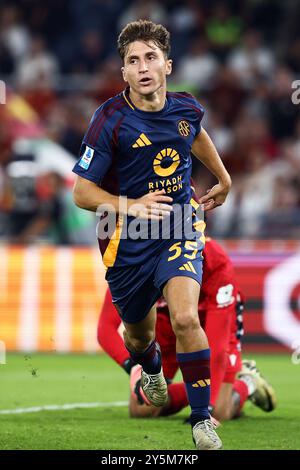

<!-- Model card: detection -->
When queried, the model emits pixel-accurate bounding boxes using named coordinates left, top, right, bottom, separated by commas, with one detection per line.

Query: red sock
left=160, top=383, right=188, bottom=416
left=233, top=379, right=249, bottom=413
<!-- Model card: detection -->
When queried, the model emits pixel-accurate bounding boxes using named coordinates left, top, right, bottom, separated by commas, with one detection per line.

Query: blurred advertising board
left=1, top=241, right=300, bottom=352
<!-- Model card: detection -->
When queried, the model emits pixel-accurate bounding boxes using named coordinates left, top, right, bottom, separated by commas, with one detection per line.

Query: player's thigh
left=163, top=276, right=200, bottom=316
left=106, top=258, right=160, bottom=324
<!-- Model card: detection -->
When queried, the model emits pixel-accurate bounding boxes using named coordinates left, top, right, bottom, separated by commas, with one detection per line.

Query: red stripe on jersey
left=86, top=97, right=123, bottom=144
left=85, top=97, right=124, bottom=146
left=99, top=114, right=124, bottom=196
left=167, top=91, right=192, bottom=99
left=167, top=92, right=203, bottom=117
left=111, top=115, right=125, bottom=149
left=89, top=98, right=124, bottom=146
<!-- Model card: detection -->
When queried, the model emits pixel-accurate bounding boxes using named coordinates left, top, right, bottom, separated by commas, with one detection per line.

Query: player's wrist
left=120, top=196, right=142, bottom=217
left=218, top=173, right=232, bottom=190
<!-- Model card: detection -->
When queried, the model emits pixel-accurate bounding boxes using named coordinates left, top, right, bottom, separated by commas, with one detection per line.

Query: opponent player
left=98, top=238, right=277, bottom=421
left=73, top=20, right=231, bottom=449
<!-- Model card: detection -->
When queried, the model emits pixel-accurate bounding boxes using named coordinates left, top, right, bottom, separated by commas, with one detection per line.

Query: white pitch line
left=0, top=401, right=128, bottom=415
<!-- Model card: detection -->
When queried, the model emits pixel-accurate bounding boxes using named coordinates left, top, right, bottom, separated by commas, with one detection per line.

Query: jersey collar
left=122, top=86, right=169, bottom=117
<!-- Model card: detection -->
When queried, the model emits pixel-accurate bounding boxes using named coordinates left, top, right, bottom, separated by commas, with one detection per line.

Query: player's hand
left=128, top=190, right=173, bottom=220
left=199, top=182, right=231, bottom=211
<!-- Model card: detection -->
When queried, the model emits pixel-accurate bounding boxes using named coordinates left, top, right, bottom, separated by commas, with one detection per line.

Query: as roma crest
left=178, top=120, right=190, bottom=137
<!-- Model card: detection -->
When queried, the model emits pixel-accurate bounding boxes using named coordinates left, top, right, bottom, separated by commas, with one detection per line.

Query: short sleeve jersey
left=73, top=87, right=204, bottom=267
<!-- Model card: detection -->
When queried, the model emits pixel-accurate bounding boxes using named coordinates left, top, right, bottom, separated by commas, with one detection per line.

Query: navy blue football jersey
left=73, top=87, right=205, bottom=267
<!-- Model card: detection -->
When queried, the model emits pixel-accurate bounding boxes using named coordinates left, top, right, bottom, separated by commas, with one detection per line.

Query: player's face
left=122, top=40, right=172, bottom=96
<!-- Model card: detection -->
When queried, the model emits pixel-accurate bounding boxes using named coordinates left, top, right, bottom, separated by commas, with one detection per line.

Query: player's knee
left=130, top=337, right=152, bottom=352
left=124, top=330, right=154, bottom=352
left=171, top=311, right=199, bottom=337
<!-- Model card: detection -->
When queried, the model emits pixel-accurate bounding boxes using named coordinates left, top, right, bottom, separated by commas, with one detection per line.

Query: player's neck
left=129, top=86, right=166, bottom=112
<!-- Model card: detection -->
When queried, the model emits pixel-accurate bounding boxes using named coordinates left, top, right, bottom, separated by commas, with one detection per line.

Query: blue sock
left=177, top=348, right=211, bottom=427
left=126, top=341, right=162, bottom=375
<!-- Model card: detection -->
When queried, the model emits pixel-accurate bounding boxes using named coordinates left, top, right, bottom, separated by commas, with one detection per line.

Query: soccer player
left=98, top=238, right=277, bottom=421
left=73, top=20, right=231, bottom=449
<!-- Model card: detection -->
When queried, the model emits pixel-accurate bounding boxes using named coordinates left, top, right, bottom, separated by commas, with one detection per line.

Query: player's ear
left=166, top=59, right=172, bottom=76
left=121, top=66, right=127, bottom=82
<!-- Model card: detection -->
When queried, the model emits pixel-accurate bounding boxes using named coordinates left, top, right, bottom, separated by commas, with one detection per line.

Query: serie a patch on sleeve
left=79, top=145, right=95, bottom=170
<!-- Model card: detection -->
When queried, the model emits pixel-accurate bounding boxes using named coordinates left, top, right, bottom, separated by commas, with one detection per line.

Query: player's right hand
left=128, top=189, right=173, bottom=220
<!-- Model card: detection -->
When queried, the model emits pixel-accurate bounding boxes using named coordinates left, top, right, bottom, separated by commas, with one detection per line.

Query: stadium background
left=1, top=0, right=300, bottom=451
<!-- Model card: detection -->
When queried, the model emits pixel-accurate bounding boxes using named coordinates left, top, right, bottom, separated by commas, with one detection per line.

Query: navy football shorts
left=106, top=238, right=204, bottom=324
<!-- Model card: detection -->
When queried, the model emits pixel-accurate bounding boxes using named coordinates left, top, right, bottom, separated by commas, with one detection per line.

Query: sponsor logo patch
left=79, top=146, right=94, bottom=170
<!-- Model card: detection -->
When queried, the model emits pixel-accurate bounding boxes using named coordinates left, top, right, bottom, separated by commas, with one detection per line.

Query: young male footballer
left=73, top=20, right=231, bottom=450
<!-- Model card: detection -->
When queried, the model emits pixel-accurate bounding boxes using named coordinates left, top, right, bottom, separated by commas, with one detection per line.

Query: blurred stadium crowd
left=1, top=0, right=300, bottom=244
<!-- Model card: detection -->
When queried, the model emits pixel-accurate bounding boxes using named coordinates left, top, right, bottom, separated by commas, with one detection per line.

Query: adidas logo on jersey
left=132, top=133, right=152, bottom=148
left=179, top=261, right=196, bottom=274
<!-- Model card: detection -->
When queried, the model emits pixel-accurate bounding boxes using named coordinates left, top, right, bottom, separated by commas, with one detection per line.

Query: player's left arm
left=192, top=128, right=231, bottom=211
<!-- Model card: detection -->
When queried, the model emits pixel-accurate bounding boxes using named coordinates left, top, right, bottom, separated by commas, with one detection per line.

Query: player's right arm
left=72, top=104, right=172, bottom=219
left=73, top=177, right=173, bottom=220
left=73, top=175, right=119, bottom=212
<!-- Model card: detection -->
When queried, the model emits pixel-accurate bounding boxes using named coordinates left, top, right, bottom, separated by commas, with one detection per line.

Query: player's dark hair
left=118, top=19, right=170, bottom=61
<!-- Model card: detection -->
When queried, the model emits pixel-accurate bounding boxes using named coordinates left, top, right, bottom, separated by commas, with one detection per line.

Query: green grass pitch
left=1, top=353, right=299, bottom=450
